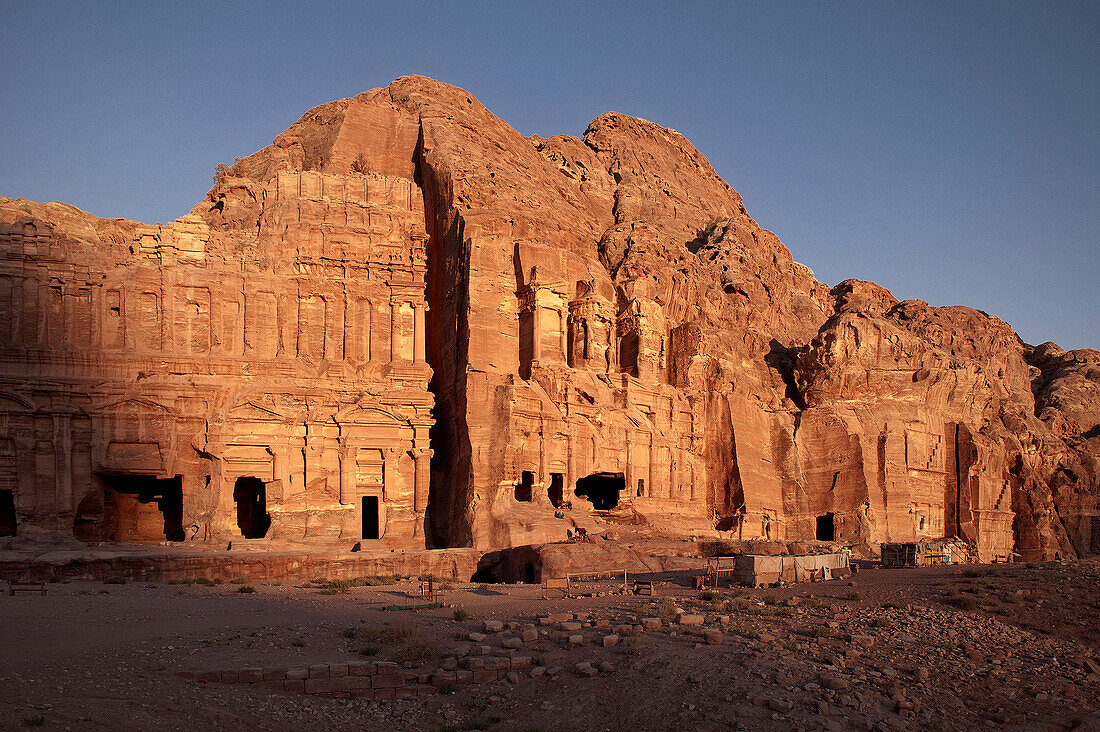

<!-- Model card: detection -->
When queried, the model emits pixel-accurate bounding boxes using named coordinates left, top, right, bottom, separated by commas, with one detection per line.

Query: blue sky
left=2, top=1, right=1096, bottom=348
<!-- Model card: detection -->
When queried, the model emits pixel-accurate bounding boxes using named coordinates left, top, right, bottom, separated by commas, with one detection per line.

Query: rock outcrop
left=0, top=76, right=1095, bottom=560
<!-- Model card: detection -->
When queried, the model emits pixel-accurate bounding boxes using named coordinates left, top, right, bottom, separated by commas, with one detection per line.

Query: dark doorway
left=101, top=474, right=184, bottom=542
left=0, top=489, right=14, bottom=537
left=514, top=471, right=534, bottom=502
left=524, top=562, right=537, bottom=584
left=362, top=495, right=380, bottom=540
left=233, top=477, right=270, bottom=539
left=636, top=479, right=645, bottom=497
left=548, top=473, right=564, bottom=507
left=574, top=472, right=624, bottom=510
left=816, top=513, right=835, bottom=541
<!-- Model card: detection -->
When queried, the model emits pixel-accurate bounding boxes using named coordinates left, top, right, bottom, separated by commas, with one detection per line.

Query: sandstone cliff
left=0, top=76, right=1095, bottom=560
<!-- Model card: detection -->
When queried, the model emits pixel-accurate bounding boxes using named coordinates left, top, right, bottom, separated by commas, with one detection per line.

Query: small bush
left=962, top=569, right=983, bottom=578
left=229, top=578, right=248, bottom=585
left=946, top=595, right=980, bottom=611
left=656, top=598, right=677, bottom=617
left=698, top=589, right=722, bottom=602
left=291, top=638, right=306, bottom=648
left=844, top=592, right=862, bottom=601
left=809, top=626, right=833, bottom=638
left=453, top=608, right=470, bottom=621
left=621, top=636, right=646, bottom=656
left=236, top=585, right=256, bottom=594
left=360, top=643, right=381, bottom=656
left=763, top=594, right=779, bottom=606
left=342, top=627, right=359, bottom=639
left=23, top=716, right=46, bottom=727
left=103, top=577, right=126, bottom=585
left=800, top=598, right=821, bottom=609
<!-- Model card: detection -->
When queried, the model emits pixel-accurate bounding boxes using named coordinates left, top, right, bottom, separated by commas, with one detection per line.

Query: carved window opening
left=547, top=473, right=564, bottom=507
left=574, top=472, right=624, bottom=511
left=514, top=471, right=534, bottom=502
left=233, top=476, right=270, bottom=539
left=816, top=513, right=835, bottom=542
left=636, top=479, right=645, bottom=497
left=362, top=495, right=380, bottom=540
left=0, top=489, right=14, bottom=537
left=100, top=474, right=184, bottom=542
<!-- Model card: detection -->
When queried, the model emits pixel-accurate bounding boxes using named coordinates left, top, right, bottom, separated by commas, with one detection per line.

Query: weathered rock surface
left=0, top=75, right=1096, bottom=560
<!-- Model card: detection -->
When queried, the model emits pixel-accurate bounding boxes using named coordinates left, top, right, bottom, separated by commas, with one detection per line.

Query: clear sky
left=2, top=1, right=1097, bottom=349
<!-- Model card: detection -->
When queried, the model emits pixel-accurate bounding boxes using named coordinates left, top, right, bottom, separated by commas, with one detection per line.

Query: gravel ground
left=1, top=561, right=1098, bottom=731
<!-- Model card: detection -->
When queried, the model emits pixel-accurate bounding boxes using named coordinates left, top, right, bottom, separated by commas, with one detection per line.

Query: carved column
left=558, top=310, right=567, bottom=359
left=411, top=447, right=432, bottom=515
left=338, top=446, right=353, bottom=506
left=389, top=299, right=400, bottom=363
left=413, top=303, right=426, bottom=363
left=363, top=299, right=372, bottom=361
left=648, top=434, right=655, bottom=500
left=531, top=298, right=542, bottom=363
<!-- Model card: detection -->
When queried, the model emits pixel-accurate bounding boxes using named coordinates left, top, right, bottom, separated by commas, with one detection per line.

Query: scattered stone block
left=602, top=634, right=620, bottom=647
left=237, top=668, right=262, bottom=683
left=677, top=613, right=705, bottom=626
left=483, top=620, right=504, bottom=633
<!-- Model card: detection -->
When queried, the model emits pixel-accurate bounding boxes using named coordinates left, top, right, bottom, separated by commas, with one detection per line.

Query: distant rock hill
left=0, top=76, right=1096, bottom=560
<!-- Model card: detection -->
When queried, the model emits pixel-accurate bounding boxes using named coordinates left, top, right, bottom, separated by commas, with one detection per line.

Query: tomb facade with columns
left=0, top=169, right=433, bottom=547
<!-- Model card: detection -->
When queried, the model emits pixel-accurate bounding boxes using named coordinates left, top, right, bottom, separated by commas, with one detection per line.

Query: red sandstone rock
left=0, top=75, right=1095, bottom=561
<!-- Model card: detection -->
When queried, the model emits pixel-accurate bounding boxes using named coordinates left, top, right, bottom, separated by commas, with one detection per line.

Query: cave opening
left=574, top=472, right=624, bottom=510
left=548, top=473, right=564, bottom=507
left=0, top=489, right=14, bottom=537
left=100, top=474, right=184, bottom=542
left=816, top=513, right=835, bottom=542
left=514, top=471, right=534, bottom=502
left=233, top=476, right=270, bottom=539
left=524, top=562, right=537, bottom=584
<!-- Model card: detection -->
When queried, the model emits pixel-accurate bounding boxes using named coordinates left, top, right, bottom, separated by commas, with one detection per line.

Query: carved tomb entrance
left=816, top=513, right=835, bottom=541
left=548, top=473, right=564, bottom=507
left=362, top=496, right=380, bottom=540
left=575, top=472, right=624, bottom=510
left=99, top=474, right=185, bottom=542
left=233, top=476, right=271, bottom=539
left=514, top=471, right=534, bottom=502
left=0, top=489, right=14, bottom=537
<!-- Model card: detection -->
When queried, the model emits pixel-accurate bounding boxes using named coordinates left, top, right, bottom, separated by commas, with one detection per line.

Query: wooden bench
left=632, top=580, right=657, bottom=596
left=542, top=577, right=570, bottom=598
left=8, top=580, right=47, bottom=596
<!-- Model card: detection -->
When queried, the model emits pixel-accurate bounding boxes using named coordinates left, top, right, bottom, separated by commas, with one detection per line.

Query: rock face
left=0, top=75, right=1096, bottom=560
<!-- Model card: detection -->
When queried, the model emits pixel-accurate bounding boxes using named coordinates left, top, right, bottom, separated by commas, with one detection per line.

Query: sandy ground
left=2, top=560, right=1099, bottom=731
